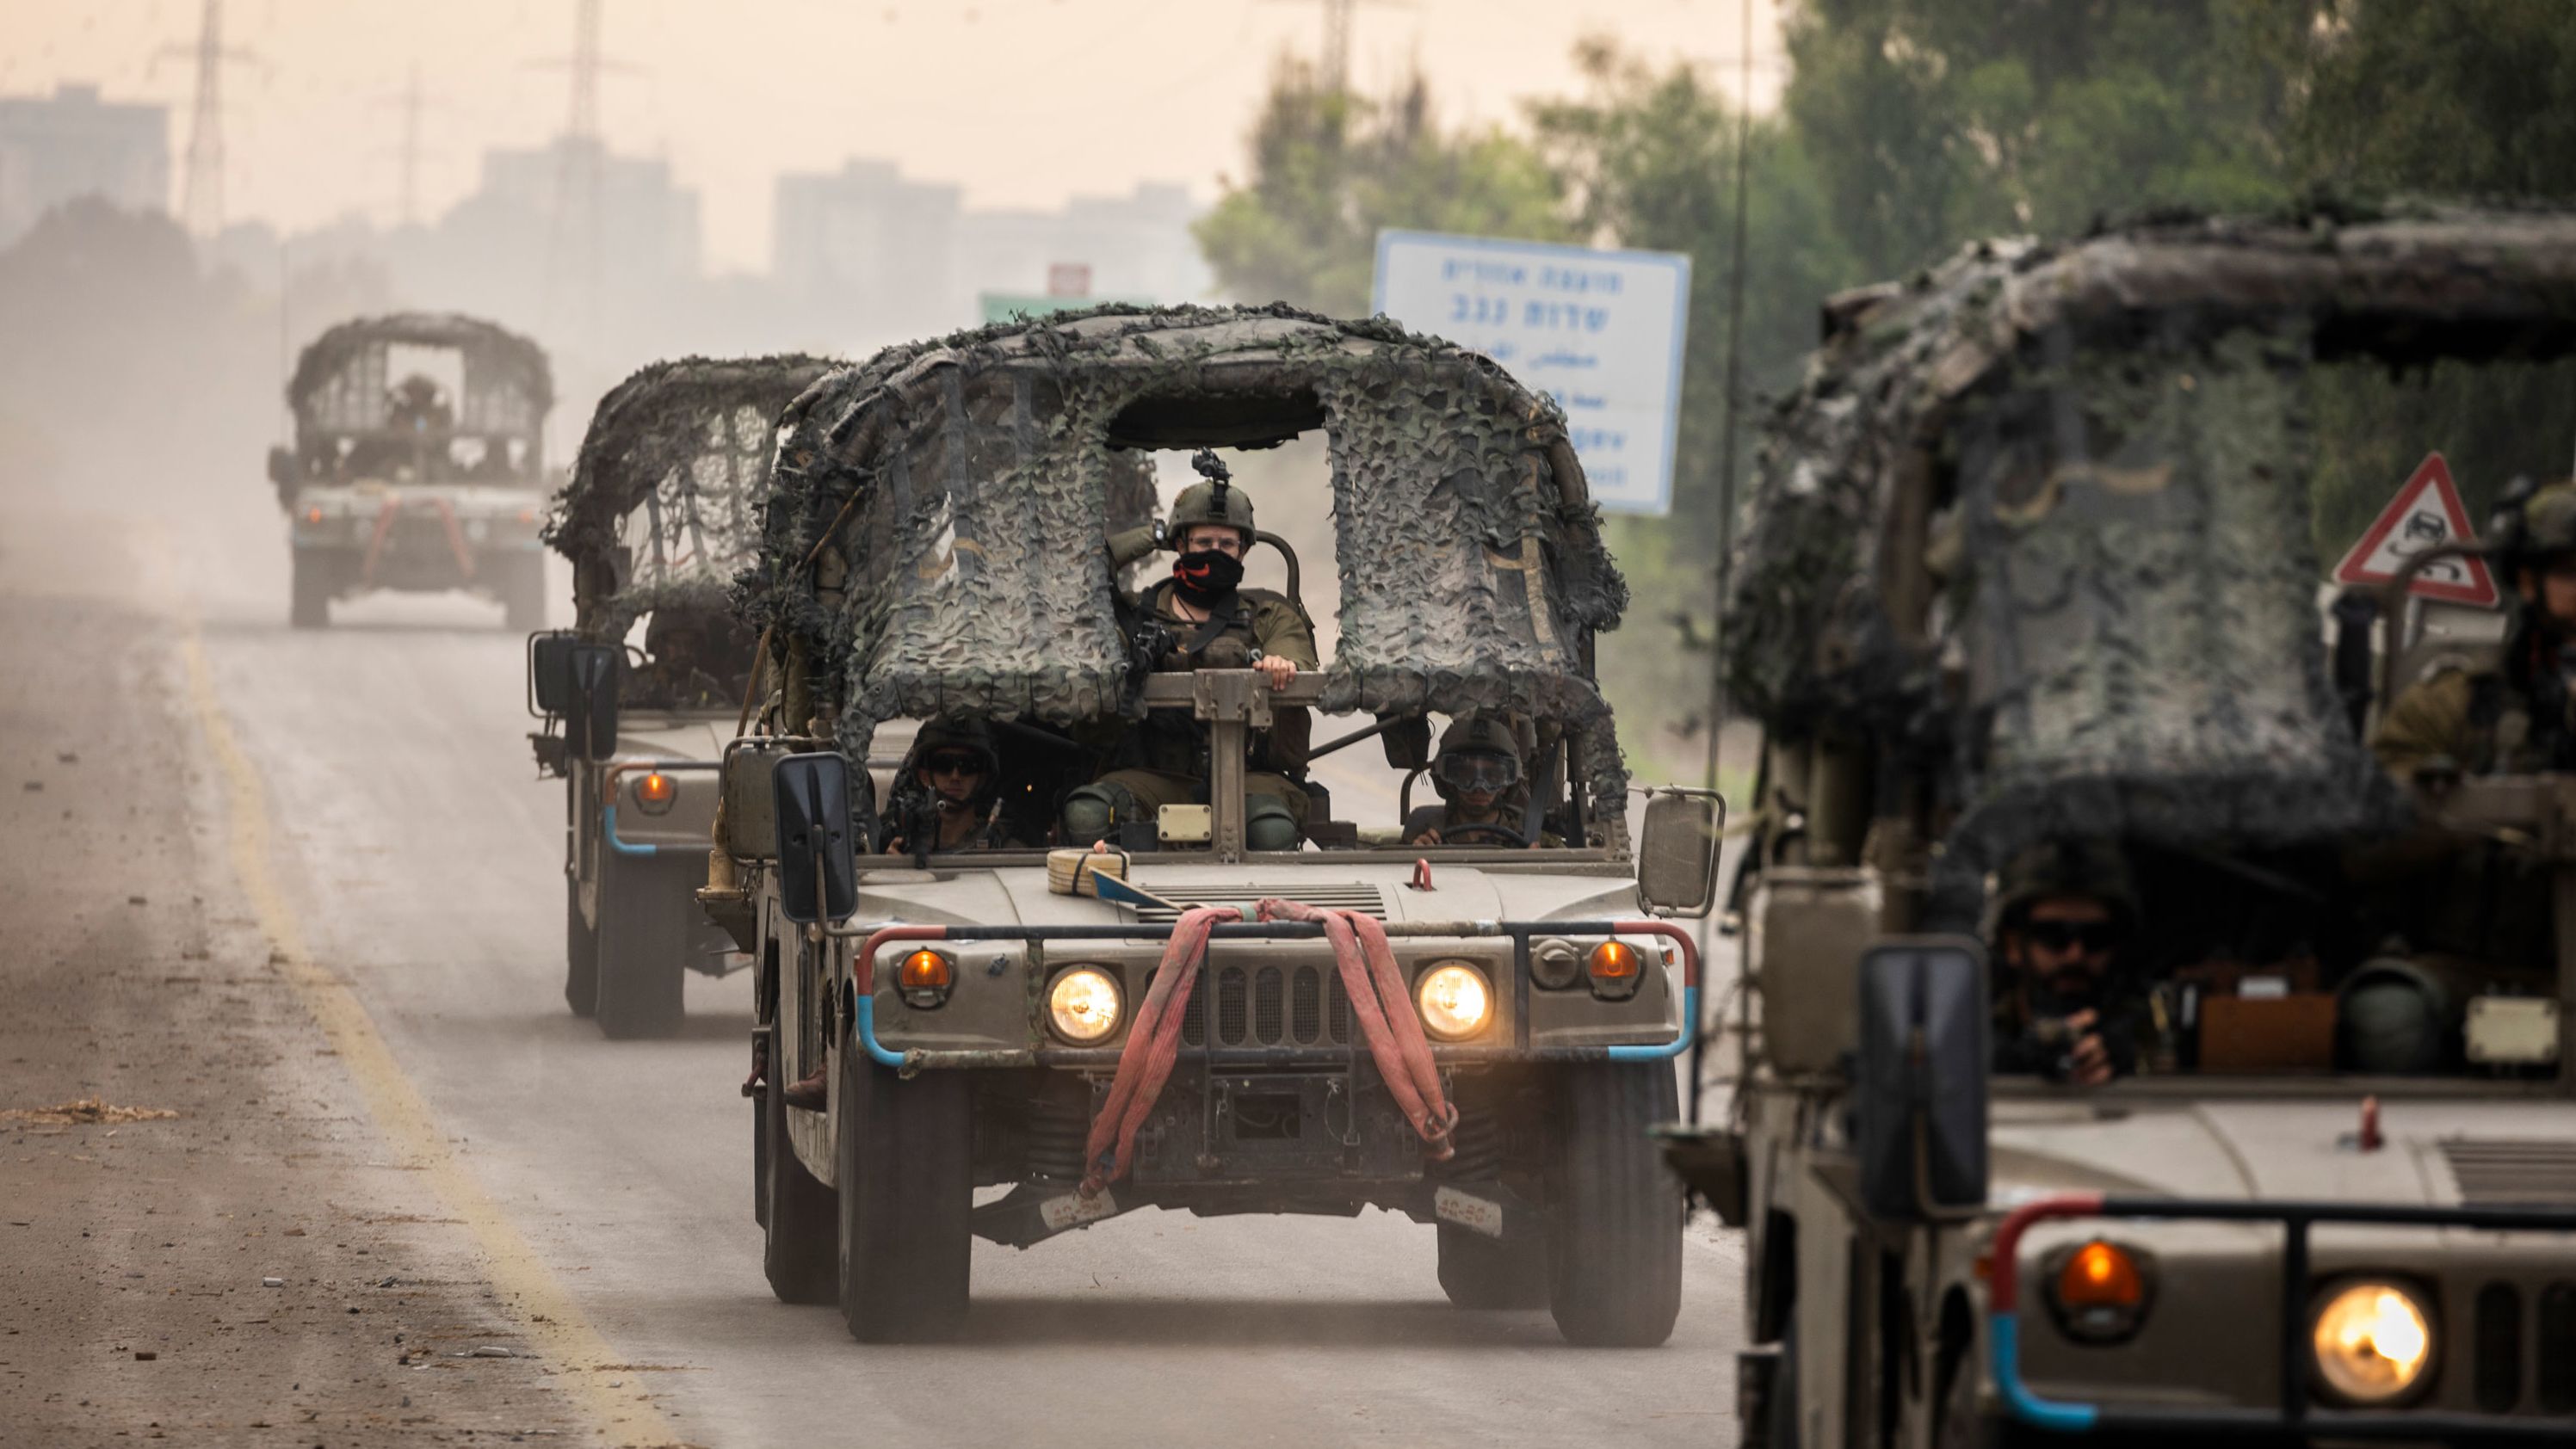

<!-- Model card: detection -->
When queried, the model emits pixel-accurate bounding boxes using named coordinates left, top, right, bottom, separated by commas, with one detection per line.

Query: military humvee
left=527, top=355, right=836, bottom=1038
left=709, top=305, right=1724, bottom=1346
left=1668, top=209, right=2576, bottom=1446
left=271, top=313, right=553, bottom=629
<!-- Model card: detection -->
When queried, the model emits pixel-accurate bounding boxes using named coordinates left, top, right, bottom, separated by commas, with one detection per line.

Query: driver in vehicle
left=629, top=608, right=736, bottom=711
left=880, top=718, right=1024, bottom=855
left=1403, top=712, right=1555, bottom=847
left=1063, top=456, right=1319, bottom=851
left=1988, top=840, right=2147, bottom=1087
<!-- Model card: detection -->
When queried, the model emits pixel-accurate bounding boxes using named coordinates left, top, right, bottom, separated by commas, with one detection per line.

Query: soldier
left=1064, top=453, right=1318, bottom=852
left=1988, top=840, right=2146, bottom=1087
left=629, top=608, right=735, bottom=711
left=2375, top=480, right=2576, bottom=780
left=1402, top=713, right=1551, bottom=847
left=880, top=718, right=1023, bottom=855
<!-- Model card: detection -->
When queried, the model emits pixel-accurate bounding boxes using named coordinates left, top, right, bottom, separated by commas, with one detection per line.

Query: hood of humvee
left=852, top=859, right=1640, bottom=931
left=613, top=713, right=732, bottom=760
left=1990, top=1094, right=2574, bottom=1206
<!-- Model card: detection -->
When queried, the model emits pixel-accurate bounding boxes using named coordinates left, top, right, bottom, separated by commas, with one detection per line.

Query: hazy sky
left=3, top=0, right=1782, bottom=272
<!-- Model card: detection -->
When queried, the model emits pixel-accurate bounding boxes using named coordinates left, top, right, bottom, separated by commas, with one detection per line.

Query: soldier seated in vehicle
left=1063, top=454, right=1319, bottom=852
left=2375, top=480, right=2576, bottom=780
left=627, top=607, right=742, bottom=711
left=1988, top=841, right=2147, bottom=1087
left=1402, top=713, right=1557, bottom=847
left=879, top=718, right=1027, bottom=856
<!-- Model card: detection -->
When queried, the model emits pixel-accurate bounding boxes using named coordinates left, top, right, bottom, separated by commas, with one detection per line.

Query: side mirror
left=267, top=445, right=297, bottom=489
left=528, top=631, right=578, bottom=717
left=1855, top=938, right=1989, bottom=1222
left=566, top=642, right=620, bottom=760
left=1637, top=789, right=1725, bottom=917
left=1380, top=714, right=1432, bottom=771
left=774, top=752, right=858, bottom=924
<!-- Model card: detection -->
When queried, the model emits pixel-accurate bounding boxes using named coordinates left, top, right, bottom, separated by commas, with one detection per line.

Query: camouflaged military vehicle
left=271, top=313, right=553, bottom=629
left=708, top=304, right=1724, bottom=1345
left=1664, top=208, right=2576, bottom=1446
left=526, top=355, right=836, bottom=1038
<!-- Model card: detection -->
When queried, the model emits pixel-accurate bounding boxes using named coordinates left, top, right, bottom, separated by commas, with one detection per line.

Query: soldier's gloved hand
left=2062, top=1008, right=2113, bottom=1088
left=1252, top=653, right=1295, bottom=690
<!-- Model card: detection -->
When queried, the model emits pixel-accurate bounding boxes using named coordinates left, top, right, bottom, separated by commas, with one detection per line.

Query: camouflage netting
left=287, top=311, right=552, bottom=441
left=544, top=355, right=837, bottom=641
left=737, top=303, right=1633, bottom=836
left=1727, top=206, right=2576, bottom=916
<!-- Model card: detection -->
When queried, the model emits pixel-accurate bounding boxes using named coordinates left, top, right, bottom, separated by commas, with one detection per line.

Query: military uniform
left=1066, top=464, right=1319, bottom=851
left=2376, top=481, right=2576, bottom=780
left=1986, top=840, right=2150, bottom=1082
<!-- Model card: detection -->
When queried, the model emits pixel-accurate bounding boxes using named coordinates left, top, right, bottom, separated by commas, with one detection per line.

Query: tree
left=1195, top=59, right=1572, bottom=317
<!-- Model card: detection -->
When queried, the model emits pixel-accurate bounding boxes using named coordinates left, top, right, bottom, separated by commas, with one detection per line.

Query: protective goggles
left=924, top=751, right=990, bottom=778
left=1433, top=750, right=1520, bottom=794
left=2023, top=920, right=2120, bottom=955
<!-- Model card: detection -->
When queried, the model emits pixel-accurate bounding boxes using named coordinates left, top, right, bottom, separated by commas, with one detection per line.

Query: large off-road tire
left=563, top=872, right=598, bottom=1018
left=289, top=548, right=331, bottom=629
left=836, top=1028, right=972, bottom=1341
left=591, top=846, right=687, bottom=1039
left=1543, top=1061, right=1684, bottom=1346
left=1436, top=1225, right=1550, bottom=1310
left=500, top=552, right=547, bottom=632
left=761, top=1021, right=837, bottom=1304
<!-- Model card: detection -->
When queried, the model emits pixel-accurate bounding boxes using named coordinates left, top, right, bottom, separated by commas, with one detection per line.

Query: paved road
left=36, top=487, right=1745, bottom=1448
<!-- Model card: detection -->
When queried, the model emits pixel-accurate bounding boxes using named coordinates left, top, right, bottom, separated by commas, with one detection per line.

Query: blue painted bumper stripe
left=1992, top=1313, right=2101, bottom=1433
left=1606, top=983, right=1698, bottom=1062
left=602, top=805, right=662, bottom=858
left=852, top=996, right=906, bottom=1069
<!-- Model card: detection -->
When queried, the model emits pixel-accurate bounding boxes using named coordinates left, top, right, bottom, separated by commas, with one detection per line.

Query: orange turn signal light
left=2058, top=1241, right=2144, bottom=1310
left=304, top=506, right=324, bottom=524
left=899, top=950, right=953, bottom=993
left=1587, top=940, right=1640, bottom=980
left=635, top=771, right=676, bottom=809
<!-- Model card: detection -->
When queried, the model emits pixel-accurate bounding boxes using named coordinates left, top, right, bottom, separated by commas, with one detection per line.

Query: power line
left=158, top=0, right=261, bottom=236
left=1261, top=0, right=1413, bottom=96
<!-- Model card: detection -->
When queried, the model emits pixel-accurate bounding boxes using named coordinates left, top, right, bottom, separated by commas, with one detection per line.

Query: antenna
left=158, top=0, right=261, bottom=236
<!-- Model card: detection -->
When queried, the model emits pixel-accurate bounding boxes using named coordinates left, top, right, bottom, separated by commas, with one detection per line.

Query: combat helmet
left=2496, top=479, right=2576, bottom=564
left=1431, top=712, right=1526, bottom=799
left=911, top=717, right=999, bottom=777
left=1170, top=448, right=1256, bottom=548
left=1991, top=839, right=2140, bottom=935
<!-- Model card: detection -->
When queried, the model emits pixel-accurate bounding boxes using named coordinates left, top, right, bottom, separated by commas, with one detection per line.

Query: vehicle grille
left=2475, top=1282, right=2522, bottom=1413
left=2542, top=1282, right=2576, bottom=1413
left=2439, top=1138, right=2576, bottom=1204
left=1182, top=964, right=1352, bottom=1049
left=1128, top=884, right=1387, bottom=922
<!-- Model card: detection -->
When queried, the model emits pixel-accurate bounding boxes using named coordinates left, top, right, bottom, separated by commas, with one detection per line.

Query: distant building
left=0, top=83, right=170, bottom=248
left=772, top=159, right=1208, bottom=352
left=476, top=137, right=703, bottom=284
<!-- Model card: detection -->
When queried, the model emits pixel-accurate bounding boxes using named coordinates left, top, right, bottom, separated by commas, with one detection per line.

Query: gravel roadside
left=0, top=521, right=599, bottom=1447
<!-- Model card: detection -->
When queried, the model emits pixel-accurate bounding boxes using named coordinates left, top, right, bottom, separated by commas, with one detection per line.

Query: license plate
left=1434, top=1186, right=1504, bottom=1238
left=1039, top=1189, right=1117, bottom=1232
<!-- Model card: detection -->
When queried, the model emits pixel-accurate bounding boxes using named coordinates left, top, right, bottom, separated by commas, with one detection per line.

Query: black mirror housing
left=774, top=752, right=858, bottom=924
left=1379, top=714, right=1432, bottom=771
left=528, top=631, right=578, bottom=717
left=1855, top=938, right=1989, bottom=1222
left=566, top=642, right=620, bottom=760
left=1637, top=790, right=1725, bottom=917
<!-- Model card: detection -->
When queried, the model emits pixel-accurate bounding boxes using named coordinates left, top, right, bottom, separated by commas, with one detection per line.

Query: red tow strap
left=1077, top=899, right=1458, bottom=1199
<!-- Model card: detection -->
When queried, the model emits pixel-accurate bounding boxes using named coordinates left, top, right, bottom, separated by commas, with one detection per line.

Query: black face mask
left=1171, top=548, right=1245, bottom=606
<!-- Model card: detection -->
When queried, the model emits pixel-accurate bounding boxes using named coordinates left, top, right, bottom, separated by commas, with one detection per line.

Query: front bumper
left=845, top=917, right=1698, bottom=1071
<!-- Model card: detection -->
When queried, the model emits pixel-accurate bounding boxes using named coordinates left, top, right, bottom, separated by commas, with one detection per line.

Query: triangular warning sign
left=2331, top=452, right=2500, bottom=607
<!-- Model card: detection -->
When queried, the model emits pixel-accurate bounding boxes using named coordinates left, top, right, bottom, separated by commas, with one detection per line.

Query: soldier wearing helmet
left=880, top=718, right=1023, bottom=856
left=1402, top=713, right=1554, bottom=847
left=1988, top=840, right=2145, bottom=1087
left=1066, top=451, right=1319, bottom=852
left=630, top=605, right=744, bottom=710
left=2375, top=480, right=2576, bottom=779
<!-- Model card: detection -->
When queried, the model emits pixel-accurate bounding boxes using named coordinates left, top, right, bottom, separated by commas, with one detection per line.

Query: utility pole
left=397, top=63, right=425, bottom=227
left=161, top=0, right=258, bottom=236
left=1264, top=0, right=1411, bottom=95
left=535, top=0, right=618, bottom=346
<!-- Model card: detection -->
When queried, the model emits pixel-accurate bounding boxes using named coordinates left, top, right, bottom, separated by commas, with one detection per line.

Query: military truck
left=1668, top=209, right=2576, bottom=1446
left=709, top=305, right=1724, bottom=1345
left=271, top=312, right=554, bottom=629
left=527, top=355, right=836, bottom=1038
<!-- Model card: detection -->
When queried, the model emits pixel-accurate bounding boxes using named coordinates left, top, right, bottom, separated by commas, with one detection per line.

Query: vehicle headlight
left=2311, top=1281, right=2434, bottom=1404
left=1047, top=967, right=1121, bottom=1044
left=1414, top=963, right=1492, bottom=1041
